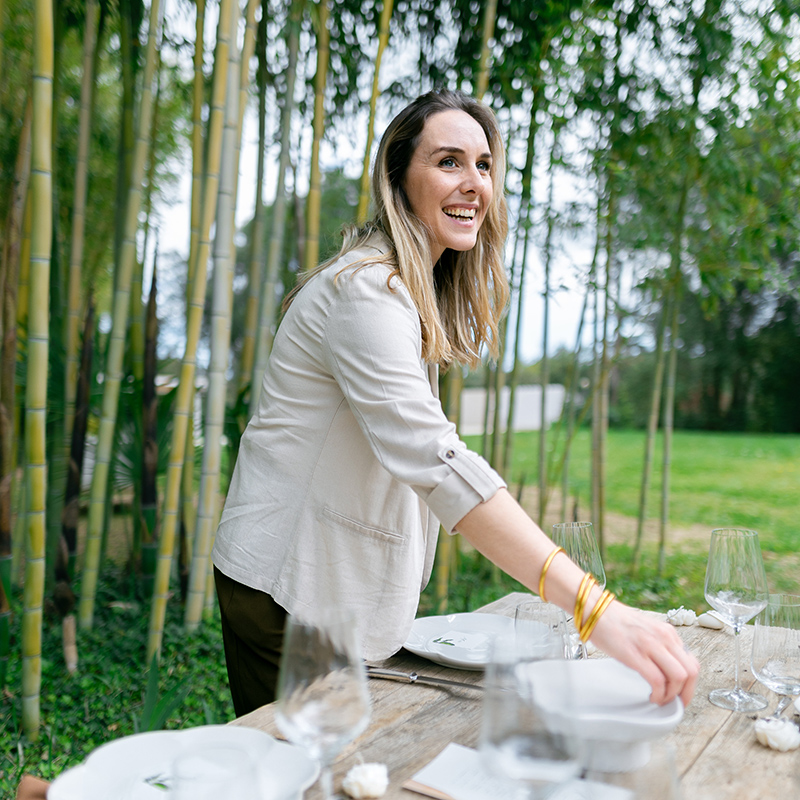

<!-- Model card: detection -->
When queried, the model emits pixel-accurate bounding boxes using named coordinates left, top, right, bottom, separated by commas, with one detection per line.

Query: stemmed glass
left=751, top=594, right=800, bottom=718
left=275, top=610, right=371, bottom=800
left=704, top=528, right=769, bottom=712
left=480, top=631, right=580, bottom=799
left=514, top=600, right=571, bottom=661
left=552, top=522, right=606, bottom=658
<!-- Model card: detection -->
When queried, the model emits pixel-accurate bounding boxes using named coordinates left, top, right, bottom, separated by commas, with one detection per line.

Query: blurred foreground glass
left=577, top=742, right=681, bottom=800
left=751, top=594, right=800, bottom=717
left=514, top=600, right=571, bottom=660
left=552, top=522, right=606, bottom=659
left=480, top=632, right=580, bottom=799
left=275, top=610, right=371, bottom=800
left=704, top=528, right=769, bottom=712
left=171, top=744, right=261, bottom=800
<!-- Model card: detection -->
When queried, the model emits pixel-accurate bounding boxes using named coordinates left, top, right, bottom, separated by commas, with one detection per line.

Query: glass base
left=708, top=687, right=768, bottom=712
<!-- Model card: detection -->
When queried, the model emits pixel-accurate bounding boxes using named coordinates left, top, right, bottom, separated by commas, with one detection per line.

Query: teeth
left=444, top=207, right=476, bottom=219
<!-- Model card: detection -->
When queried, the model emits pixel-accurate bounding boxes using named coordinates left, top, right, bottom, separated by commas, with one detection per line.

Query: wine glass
left=552, top=522, right=606, bottom=658
left=704, top=528, right=769, bottom=712
left=514, top=599, right=571, bottom=660
left=751, top=594, right=800, bottom=718
left=480, top=632, right=580, bottom=799
left=275, top=610, right=371, bottom=799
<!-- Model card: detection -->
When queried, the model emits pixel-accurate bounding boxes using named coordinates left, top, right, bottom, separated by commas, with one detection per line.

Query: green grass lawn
left=451, top=428, right=800, bottom=613
left=501, top=428, right=800, bottom=550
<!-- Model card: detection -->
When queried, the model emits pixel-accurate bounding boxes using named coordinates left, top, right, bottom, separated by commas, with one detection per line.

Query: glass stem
left=320, top=765, right=334, bottom=800
left=732, top=622, right=742, bottom=692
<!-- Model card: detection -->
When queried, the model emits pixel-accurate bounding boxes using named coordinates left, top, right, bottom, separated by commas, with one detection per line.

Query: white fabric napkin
left=404, top=743, right=632, bottom=800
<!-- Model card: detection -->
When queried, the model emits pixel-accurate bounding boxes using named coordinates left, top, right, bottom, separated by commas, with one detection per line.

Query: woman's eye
left=477, top=161, right=491, bottom=172
left=439, top=157, right=456, bottom=167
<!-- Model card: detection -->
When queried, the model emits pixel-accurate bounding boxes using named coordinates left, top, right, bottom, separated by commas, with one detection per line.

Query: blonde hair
left=285, top=90, right=509, bottom=369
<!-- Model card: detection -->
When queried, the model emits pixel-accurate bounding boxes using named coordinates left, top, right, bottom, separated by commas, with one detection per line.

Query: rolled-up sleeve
left=320, top=266, right=506, bottom=532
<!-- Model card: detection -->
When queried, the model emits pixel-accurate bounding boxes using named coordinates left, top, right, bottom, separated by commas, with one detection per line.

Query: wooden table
left=231, top=592, right=800, bottom=799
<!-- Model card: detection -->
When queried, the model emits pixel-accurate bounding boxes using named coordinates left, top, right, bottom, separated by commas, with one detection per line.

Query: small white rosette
left=342, top=762, right=390, bottom=799
left=754, top=718, right=800, bottom=752
left=667, top=606, right=697, bottom=626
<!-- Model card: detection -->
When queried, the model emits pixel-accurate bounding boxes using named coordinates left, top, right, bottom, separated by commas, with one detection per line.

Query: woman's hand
left=588, top=600, right=700, bottom=707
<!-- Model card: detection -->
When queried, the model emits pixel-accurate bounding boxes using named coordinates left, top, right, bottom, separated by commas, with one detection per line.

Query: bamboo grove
left=0, top=0, right=799, bottom=739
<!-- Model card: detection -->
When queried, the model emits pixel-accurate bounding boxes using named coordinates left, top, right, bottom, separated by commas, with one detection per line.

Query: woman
left=212, top=90, right=699, bottom=717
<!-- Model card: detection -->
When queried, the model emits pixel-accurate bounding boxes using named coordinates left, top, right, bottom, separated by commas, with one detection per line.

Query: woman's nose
left=460, top=165, right=486, bottom=195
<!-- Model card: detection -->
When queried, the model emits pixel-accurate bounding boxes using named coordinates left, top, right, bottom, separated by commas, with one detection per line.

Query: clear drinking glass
left=514, top=599, right=571, bottom=660
left=275, top=610, right=371, bottom=800
left=552, top=522, right=606, bottom=658
left=704, top=528, right=769, bottom=712
left=751, top=594, right=800, bottom=717
left=480, top=632, right=580, bottom=799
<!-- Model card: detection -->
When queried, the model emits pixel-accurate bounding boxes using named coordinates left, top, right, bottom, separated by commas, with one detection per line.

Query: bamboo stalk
left=185, top=0, right=243, bottom=631
left=474, top=0, right=497, bottom=99
left=631, top=295, right=668, bottom=574
left=65, top=0, right=99, bottom=440
left=237, top=7, right=268, bottom=395
left=303, top=0, right=330, bottom=272
left=249, top=0, right=304, bottom=415
left=140, top=260, right=159, bottom=596
left=78, top=0, right=162, bottom=629
left=356, top=0, right=394, bottom=224
left=536, top=135, right=557, bottom=528
left=659, top=283, right=681, bottom=575
left=179, top=0, right=207, bottom=597
left=147, top=0, right=236, bottom=662
left=187, top=0, right=206, bottom=294
left=23, top=0, right=53, bottom=738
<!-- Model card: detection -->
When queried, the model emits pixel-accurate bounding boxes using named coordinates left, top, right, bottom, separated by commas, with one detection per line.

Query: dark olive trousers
left=214, top=567, right=288, bottom=717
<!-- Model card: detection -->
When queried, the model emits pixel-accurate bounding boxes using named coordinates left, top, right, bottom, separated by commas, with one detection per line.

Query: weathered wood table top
left=231, top=592, right=800, bottom=799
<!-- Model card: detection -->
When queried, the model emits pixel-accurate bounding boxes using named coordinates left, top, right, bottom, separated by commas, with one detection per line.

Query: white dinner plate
left=403, top=612, right=514, bottom=670
left=48, top=725, right=319, bottom=800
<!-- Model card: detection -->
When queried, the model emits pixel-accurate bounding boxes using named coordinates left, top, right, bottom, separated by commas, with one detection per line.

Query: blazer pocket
left=322, top=507, right=404, bottom=545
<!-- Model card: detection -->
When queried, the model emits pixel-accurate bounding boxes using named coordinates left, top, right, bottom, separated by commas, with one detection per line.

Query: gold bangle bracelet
left=538, top=547, right=566, bottom=603
left=574, top=573, right=597, bottom=627
left=580, top=590, right=616, bottom=642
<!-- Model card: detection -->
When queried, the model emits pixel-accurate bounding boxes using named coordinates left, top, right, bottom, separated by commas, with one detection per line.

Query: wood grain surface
left=231, top=592, right=800, bottom=799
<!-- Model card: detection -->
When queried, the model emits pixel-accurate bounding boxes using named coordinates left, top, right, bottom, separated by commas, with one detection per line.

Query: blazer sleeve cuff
left=426, top=447, right=506, bottom=533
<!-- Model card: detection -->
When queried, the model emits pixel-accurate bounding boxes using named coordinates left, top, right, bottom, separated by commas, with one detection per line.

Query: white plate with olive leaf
left=47, top=725, right=318, bottom=800
left=403, top=612, right=514, bottom=670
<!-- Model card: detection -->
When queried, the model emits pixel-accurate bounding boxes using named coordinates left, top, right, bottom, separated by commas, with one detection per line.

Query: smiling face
left=402, top=109, right=494, bottom=265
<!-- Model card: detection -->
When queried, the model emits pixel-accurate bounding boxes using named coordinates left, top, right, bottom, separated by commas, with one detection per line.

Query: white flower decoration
left=754, top=718, right=800, bottom=751
left=342, top=763, right=390, bottom=799
left=667, top=606, right=697, bottom=626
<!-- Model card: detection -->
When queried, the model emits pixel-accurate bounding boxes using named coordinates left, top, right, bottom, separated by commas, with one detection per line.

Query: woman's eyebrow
left=430, top=145, right=493, bottom=160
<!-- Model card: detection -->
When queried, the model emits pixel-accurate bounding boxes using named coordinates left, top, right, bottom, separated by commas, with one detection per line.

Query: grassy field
left=439, top=429, right=800, bottom=614
left=2, top=429, right=798, bottom=795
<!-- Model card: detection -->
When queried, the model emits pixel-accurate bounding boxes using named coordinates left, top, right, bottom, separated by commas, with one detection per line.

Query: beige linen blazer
left=212, top=235, right=505, bottom=659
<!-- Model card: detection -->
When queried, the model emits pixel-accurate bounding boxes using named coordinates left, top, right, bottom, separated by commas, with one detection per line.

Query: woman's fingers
left=593, top=603, right=700, bottom=707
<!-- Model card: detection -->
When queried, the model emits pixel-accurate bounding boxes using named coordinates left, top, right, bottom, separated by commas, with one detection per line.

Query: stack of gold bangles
left=539, top=547, right=616, bottom=643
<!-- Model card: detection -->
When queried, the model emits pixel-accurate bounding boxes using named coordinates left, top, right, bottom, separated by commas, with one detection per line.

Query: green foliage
left=0, top=569, right=233, bottom=794
left=135, top=654, right=191, bottom=733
